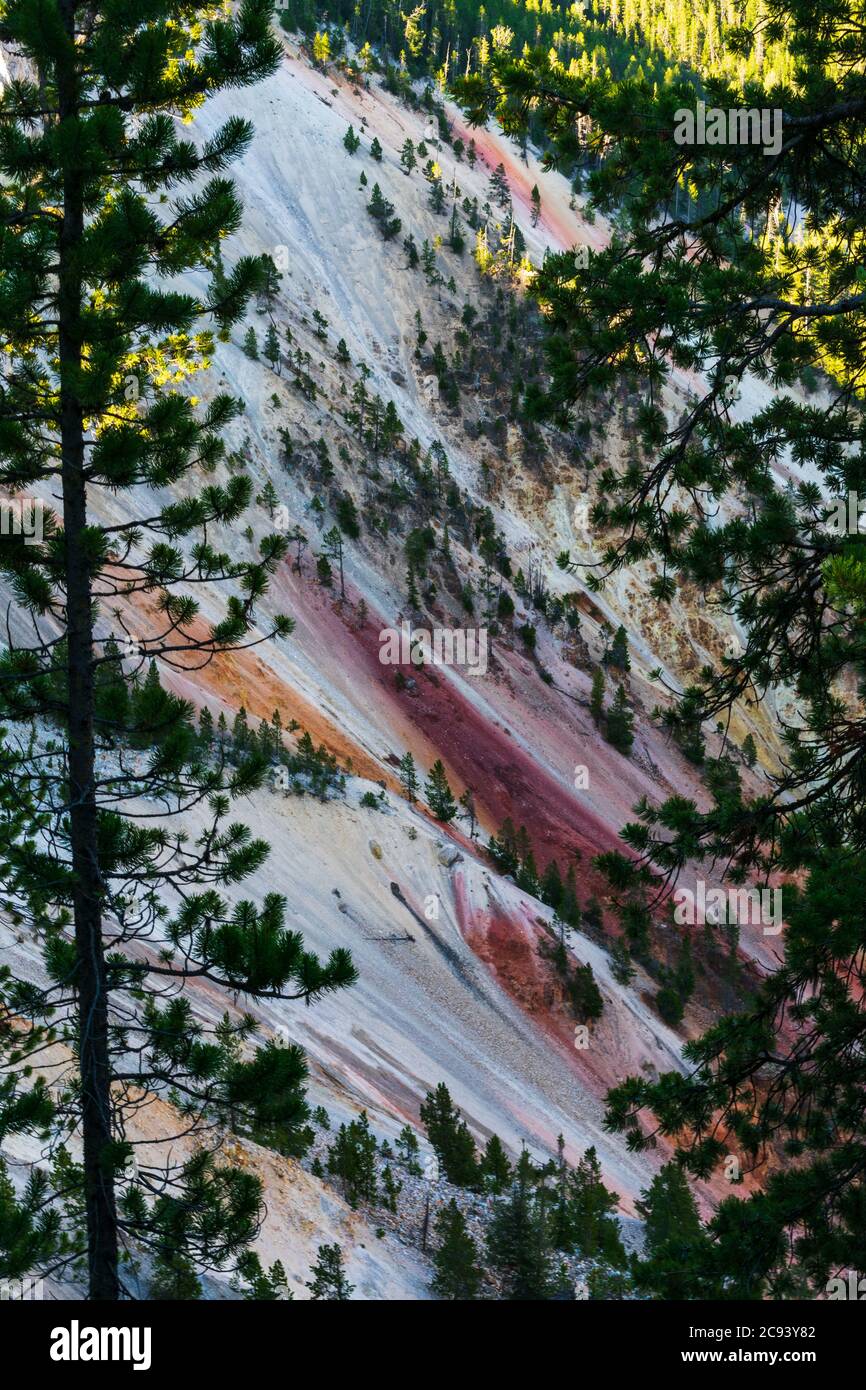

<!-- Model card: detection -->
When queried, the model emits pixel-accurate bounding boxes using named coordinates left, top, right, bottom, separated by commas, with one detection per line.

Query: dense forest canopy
left=282, top=0, right=794, bottom=90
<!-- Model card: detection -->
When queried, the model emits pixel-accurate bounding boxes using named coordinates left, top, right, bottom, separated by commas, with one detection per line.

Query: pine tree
left=480, top=1135, right=512, bottom=1195
left=264, top=322, right=281, bottom=373
left=420, top=1083, right=479, bottom=1187
left=232, top=704, right=251, bottom=755
left=421, top=239, right=440, bottom=286
left=398, top=751, right=419, bottom=803
left=0, top=0, right=360, bottom=1303
left=568, top=962, right=604, bottom=1023
left=259, top=480, right=279, bottom=518
left=150, top=1250, right=204, bottom=1301
left=367, top=183, right=401, bottom=241
left=288, top=524, right=308, bottom=574
left=366, top=394, right=384, bottom=453
left=488, top=162, right=511, bottom=210
left=603, top=624, right=630, bottom=672
left=397, top=1124, right=423, bottom=1175
left=638, top=1162, right=703, bottom=1254
left=432, top=1200, right=482, bottom=1299
left=548, top=1135, right=573, bottom=1252
left=567, top=1147, right=627, bottom=1265
left=400, top=138, right=417, bottom=174
left=269, top=709, right=285, bottom=760
left=530, top=183, right=541, bottom=226
left=487, top=1162, right=555, bottom=1299
left=488, top=817, right=520, bottom=875
left=197, top=706, right=215, bottom=753
left=370, top=135, right=383, bottom=161
left=422, top=759, right=456, bottom=822
left=610, top=938, right=635, bottom=986
left=633, top=1164, right=705, bottom=1299
left=382, top=1164, right=402, bottom=1213
left=259, top=252, right=282, bottom=315
left=94, top=635, right=131, bottom=737
left=327, top=1111, right=378, bottom=1208
left=306, top=1243, right=354, bottom=1300
left=321, top=526, right=346, bottom=598
left=243, top=325, right=260, bottom=360
left=406, top=562, right=421, bottom=609
left=541, top=859, right=564, bottom=911
left=605, top=683, right=634, bottom=755
left=562, top=866, right=582, bottom=926
left=655, top=985, right=684, bottom=1028
left=381, top=400, right=404, bottom=454
left=366, top=179, right=386, bottom=214
left=350, top=379, right=369, bottom=440
left=458, top=787, right=478, bottom=839
left=429, top=177, right=446, bottom=214
left=742, top=732, right=758, bottom=768
left=278, top=426, right=295, bottom=469
left=336, top=493, right=360, bottom=539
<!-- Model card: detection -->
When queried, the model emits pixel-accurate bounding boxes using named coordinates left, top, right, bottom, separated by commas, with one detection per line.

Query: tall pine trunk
left=57, top=0, right=118, bottom=1301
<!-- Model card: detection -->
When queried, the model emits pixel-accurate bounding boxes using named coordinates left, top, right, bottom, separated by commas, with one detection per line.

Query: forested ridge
left=282, top=0, right=793, bottom=90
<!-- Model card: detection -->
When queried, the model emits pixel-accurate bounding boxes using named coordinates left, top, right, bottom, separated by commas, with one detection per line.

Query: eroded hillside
left=0, top=31, right=794, bottom=1295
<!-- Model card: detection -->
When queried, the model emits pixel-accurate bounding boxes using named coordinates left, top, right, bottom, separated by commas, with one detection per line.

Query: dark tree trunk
left=57, top=0, right=119, bottom=1302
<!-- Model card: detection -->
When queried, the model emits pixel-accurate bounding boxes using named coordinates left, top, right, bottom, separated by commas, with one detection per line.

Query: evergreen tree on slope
left=0, top=0, right=356, bottom=1301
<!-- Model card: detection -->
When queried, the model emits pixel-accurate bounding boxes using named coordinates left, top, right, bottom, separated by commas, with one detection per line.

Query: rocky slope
left=0, top=31, right=802, bottom=1295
